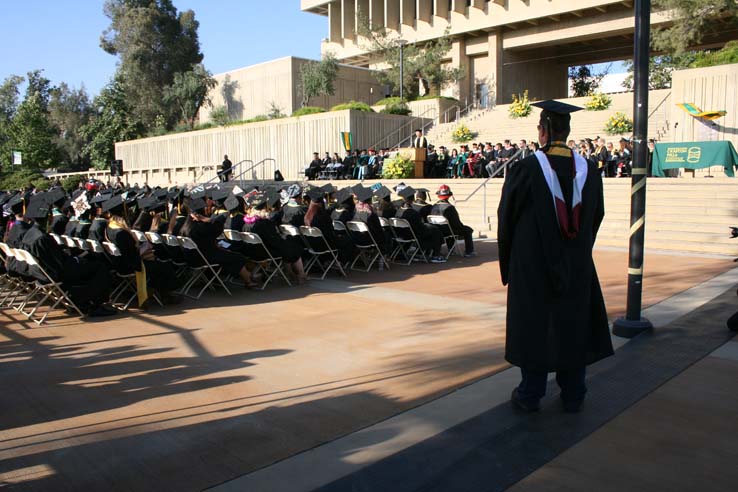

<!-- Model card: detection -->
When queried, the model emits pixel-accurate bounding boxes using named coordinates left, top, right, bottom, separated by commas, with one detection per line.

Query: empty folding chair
left=238, top=232, right=292, bottom=289
left=176, top=236, right=232, bottom=299
left=346, top=221, right=389, bottom=272
left=427, top=215, right=462, bottom=259
left=299, top=226, right=346, bottom=280
left=389, top=218, right=429, bottom=265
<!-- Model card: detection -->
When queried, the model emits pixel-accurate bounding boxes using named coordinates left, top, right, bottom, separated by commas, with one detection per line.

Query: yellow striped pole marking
left=632, top=168, right=647, bottom=175
left=628, top=267, right=643, bottom=276
left=630, top=216, right=645, bottom=236
left=631, top=178, right=646, bottom=195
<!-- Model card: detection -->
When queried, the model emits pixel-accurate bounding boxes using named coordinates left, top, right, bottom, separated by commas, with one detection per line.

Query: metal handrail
left=366, top=106, right=439, bottom=151
left=232, top=158, right=276, bottom=185
left=199, top=159, right=252, bottom=187
left=648, top=91, right=671, bottom=120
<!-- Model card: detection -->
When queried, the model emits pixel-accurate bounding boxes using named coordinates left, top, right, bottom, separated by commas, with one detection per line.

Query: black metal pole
left=399, top=42, right=405, bottom=101
left=613, top=0, right=654, bottom=338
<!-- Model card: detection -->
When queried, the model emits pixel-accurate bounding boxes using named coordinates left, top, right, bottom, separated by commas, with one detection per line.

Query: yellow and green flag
left=340, top=132, right=353, bottom=151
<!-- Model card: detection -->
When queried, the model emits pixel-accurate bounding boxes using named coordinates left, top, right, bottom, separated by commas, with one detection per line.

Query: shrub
left=0, top=170, right=48, bottom=192
left=330, top=101, right=374, bottom=112
left=692, top=40, right=738, bottom=68
left=374, top=96, right=405, bottom=106
left=292, top=107, right=326, bottom=117
left=585, top=92, right=612, bottom=111
left=381, top=102, right=412, bottom=115
left=61, top=175, right=85, bottom=193
left=604, top=112, right=633, bottom=135
left=508, top=90, right=532, bottom=119
left=451, top=124, right=474, bottom=143
left=210, top=105, right=231, bottom=126
left=415, top=95, right=459, bottom=102
left=241, top=115, right=269, bottom=124
left=193, top=122, right=215, bottom=131
left=382, top=155, right=415, bottom=179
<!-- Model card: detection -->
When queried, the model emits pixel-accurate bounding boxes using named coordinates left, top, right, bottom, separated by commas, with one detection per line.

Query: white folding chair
left=238, top=232, right=292, bottom=289
left=87, top=239, right=105, bottom=254
left=131, top=230, right=148, bottom=244
left=389, top=218, right=430, bottom=265
left=427, top=215, right=462, bottom=259
left=176, top=236, right=232, bottom=299
left=61, top=235, right=76, bottom=249
left=299, top=226, right=346, bottom=280
left=103, top=241, right=139, bottom=310
left=50, top=233, right=63, bottom=245
left=0, top=243, right=29, bottom=307
left=346, top=221, right=389, bottom=272
left=12, top=248, right=85, bottom=325
left=332, top=220, right=347, bottom=234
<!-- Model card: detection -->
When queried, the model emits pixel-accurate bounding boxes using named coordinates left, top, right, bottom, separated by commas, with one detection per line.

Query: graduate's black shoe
left=562, top=399, right=584, bottom=413
left=88, top=305, right=118, bottom=317
left=511, top=388, right=540, bottom=413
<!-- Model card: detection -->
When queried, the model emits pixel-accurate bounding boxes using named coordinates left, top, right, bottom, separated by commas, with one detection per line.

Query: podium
left=399, top=148, right=427, bottom=178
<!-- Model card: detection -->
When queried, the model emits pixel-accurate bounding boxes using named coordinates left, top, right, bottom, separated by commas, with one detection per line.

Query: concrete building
left=199, top=56, right=386, bottom=123
left=300, top=0, right=734, bottom=106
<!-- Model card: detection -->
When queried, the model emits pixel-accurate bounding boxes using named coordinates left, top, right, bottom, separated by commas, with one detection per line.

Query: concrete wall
left=371, top=97, right=461, bottom=122
left=671, top=63, right=738, bottom=150
left=114, top=110, right=431, bottom=184
left=198, top=57, right=386, bottom=123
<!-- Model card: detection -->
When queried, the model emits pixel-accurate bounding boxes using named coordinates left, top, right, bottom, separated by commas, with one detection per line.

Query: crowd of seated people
left=304, top=148, right=400, bottom=180
left=1, top=178, right=477, bottom=322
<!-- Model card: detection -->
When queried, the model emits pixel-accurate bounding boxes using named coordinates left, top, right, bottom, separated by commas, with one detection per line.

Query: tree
left=693, top=40, right=738, bottom=67
left=568, top=65, right=610, bottom=97
left=49, top=83, right=93, bottom=169
left=621, top=53, right=697, bottom=90
left=100, top=0, right=204, bottom=130
left=357, top=17, right=463, bottom=99
left=652, top=0, right=738, bottom=54
left=80, top=78, right=143, bottom=169
left=299, top=53, right=339, bottom=108
left=0, top=75, right=24, bottom=168
left=8, top=91, right=61, bottom=170
left=163, top=64, right=216, bottom=129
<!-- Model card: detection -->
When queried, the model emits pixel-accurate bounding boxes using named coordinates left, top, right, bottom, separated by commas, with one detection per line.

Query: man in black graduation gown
left=431, top=184, right=475, bottom=257
left=497, top=100, right=613, bottom=413
left=396, top=187, right=445, bottom=263
left=220, top=155, right=233, bottom=182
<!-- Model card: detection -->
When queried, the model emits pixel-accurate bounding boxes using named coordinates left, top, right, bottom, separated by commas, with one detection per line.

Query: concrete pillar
left=451, top=0, right=466, bottom=14
left=356, top=0, right=369, bottom=26
left=487, top=31, right=504, bottom=105
left=385, top=0, right=400, bottom=30
left=329, top=1, right=342, bottom=43
left=417, top=0, right=432, bottom=23
left=472, top=0, right=485, bottom=10
left=342, top=0, right=356, bottom=40
left=433, top=0, right=449, bottom=19
left=401, top=0, right=415, bottom=26
left=451, top=37, right=470, bottom=104
left=369, top=0, right=384, bottom=28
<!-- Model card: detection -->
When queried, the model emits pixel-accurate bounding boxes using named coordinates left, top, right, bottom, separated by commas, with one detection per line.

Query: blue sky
left=1, top=1, right=627, bottom=97
left=0, top=0, right=326, bottom=96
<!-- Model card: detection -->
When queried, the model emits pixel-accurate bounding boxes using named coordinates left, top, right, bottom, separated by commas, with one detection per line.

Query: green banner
left=652, top=141, right=738, bottom=177
left=340, top=132, right=353, bottom=152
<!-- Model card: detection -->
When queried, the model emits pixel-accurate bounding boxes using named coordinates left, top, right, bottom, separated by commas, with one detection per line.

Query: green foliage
left=61, top=175, right=85, bottom=192
left=163, top=64, right=216, bottom=129
left=193, top=122, right=214, bottom=131
left=330, top=101, right=374, bottom=112
left=80, top=78, right=144, bottom=170
left=374, top=96, right=405, bottom=106
left=267, top=101, right=286, bottom=120
left=622, top=53, right=697, bottom=90
left=380, top=102, right=411, bottom=115
left=0, top=170, right=48, bottom=191
left=357, top=18, right=464, bottom=99
left=299, top=53, right=339, bottom=108
left=508, top=91, right=532, bottom=119
left=569, top=65, right=609, bottom=97
left=209, top=105, right=231, bottom=126
left=242, top=115, right=269, bottom=123
left=292, top=107, right=326, bottom=117
left=0, top=75, right=25, bottom=169
left=48, top=82, right=93, bottom=170
left=415, top=95, right=459, bottom=102
left=381, top=155, right=414, bottom=179
left=652, top=0, right=738, bottom=54
left=692, top=41, right=738, bottom=67
left=7, top=91, right=60, bottom=171
left=451, top=124, right=474, bottom=143
left=585, top=93, right=613, bottom=111
left=604, top=112, right=633, bottom=135
left=100, top=0, right=204, bottom=131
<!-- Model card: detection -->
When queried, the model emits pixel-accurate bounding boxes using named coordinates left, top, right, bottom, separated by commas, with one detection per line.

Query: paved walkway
left=0, top=244, right=735, bottom=491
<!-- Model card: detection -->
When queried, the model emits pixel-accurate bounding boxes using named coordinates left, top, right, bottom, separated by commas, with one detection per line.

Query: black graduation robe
left=88, top=218, right=108, bottom=243
left=50, top=210, right=69, bottom=235
left=497, top=150, right=613, bottom=372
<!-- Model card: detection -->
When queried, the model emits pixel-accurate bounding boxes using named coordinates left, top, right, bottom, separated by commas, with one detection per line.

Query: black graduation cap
left=0, top=192, right=10, bottom=207
left=247, top=193, right=267, bottom=209
left=25, top=193, right=51, bottom=220
left=397, top=186, right=416, bottom=199
left=89, top=192, right=108, bottom=205
left=306, top=187, right=325, bottom=202
left=320, top=183, right=336, bottom=194
left=47, top=187, right=67, bottom=206
left=266, top=190, right=281, bottom=208
left=72, top=188, right=85, bottom=199
left=188, top=198, right=207, bottom=213
left=335, top=187, right=353, bottom=204
left=354, top=186, right=373, bottom=203
left=210, top=188, right=230, bottom=202
left=531, top=100, right=583, bottom=115
left=6, top=192, right=26, bottom=213
left=154, top=188, right=169, bottom=200
left=350, top=184, right=364, bottom=194
left=224, top=195, right=241, bottom=212
left=374, top=186, right=392, bottom=200
left=168, top=187, right=184, bottom=202
left=393, top=182, right=407, bottom=192
left=102, top=194, right=124, bottom=213
left=188, top=188, right=206, bottom=200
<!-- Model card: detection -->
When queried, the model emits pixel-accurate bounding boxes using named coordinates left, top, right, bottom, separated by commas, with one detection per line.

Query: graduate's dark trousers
left=515, top=367, right=587, bottom=406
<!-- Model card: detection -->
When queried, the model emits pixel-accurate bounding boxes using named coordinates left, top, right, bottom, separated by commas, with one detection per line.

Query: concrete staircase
left=426, top=90, right=673, bottom=149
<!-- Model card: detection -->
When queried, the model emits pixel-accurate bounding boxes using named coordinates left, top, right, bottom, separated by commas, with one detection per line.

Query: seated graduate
left=352, top=186, right=391, bottom=254
left=222, top=194, right=245, bottom=231
left=303, top=187, right=354, bottom=264
left=331, top=187, right=356, bottom=224
left=3, top=192, right=34, bottom=278
left=396, top=186, right=446, bottom=263
left=73, top=208, right=93, bottom=238
left=430, top=184, right=476, bottom=257
left=87, top=197, right=109, bottom=242
left=305, top=152, right=322, bottom=180
left=166, top=188, right=187, bottom=236
left=281, top=184, right=307, bottom=227
left=49, top=192, right=70, bottom=235
left=374, top=186, right=396, bottom=219
left=412, top=189, right=433, bottom=222
left=209, top=188, right=230, bottom=223
left=103, top=194, right=181, bottom=303
left=180, top=197, right=256, bottom=288
left=244, top=191, right=307, bottom=283
left=22, top=192, right=116, bottom=316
